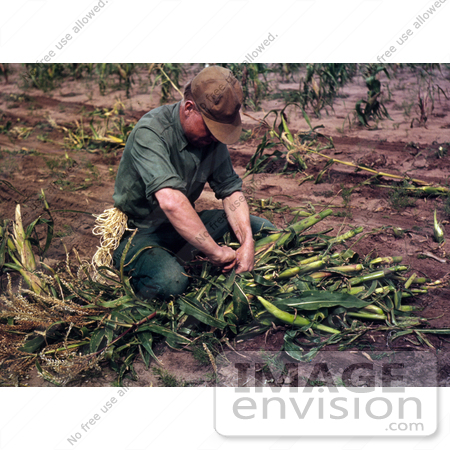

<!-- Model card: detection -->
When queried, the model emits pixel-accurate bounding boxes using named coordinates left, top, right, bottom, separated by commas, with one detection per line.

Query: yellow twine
left=91, top=207, right=135, bottom=280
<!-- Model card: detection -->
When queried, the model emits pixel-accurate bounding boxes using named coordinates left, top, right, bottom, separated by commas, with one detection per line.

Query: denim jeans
left=112, top=209, right=275, bottom=300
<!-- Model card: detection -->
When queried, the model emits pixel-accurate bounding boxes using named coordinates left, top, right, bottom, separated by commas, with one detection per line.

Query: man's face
left=181, top=101, right=219, bottom=148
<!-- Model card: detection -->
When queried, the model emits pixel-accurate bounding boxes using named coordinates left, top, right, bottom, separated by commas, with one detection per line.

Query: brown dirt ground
left=1, top=64, right=450, bottom=387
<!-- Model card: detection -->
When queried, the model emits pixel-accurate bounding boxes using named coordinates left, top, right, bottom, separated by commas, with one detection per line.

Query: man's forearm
left=155, top=188, right=221, bottom=256
left=223, top=191, right=254, bottom=273
left=223, top=191, right=253, bottom=245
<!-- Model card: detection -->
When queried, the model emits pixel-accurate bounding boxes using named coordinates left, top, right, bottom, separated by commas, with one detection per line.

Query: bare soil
left=1, top=64, right=450, bottom=387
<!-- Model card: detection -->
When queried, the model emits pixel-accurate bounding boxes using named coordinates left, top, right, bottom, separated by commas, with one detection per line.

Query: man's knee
left=113, top=239, right=189, bottom=300
left=199, top=209, right=229, bottom=241
left=130, top=250, right=189, bottom=300
left=249, top=215, right=277, bottom=235
left=132, top=267, right=189, bottom=300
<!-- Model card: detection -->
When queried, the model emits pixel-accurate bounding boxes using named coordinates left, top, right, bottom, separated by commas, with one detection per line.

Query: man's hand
left=235, top=240, right=255, bottom=273
left=208, top=245, right=236, bottom=270
left=223, top=240, right=254, bottom=273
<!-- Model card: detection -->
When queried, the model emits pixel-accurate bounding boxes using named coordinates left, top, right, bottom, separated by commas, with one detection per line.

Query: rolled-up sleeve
left=207, top=143, right=243, bottom=199
left=132, top=128, right=187, bottom=199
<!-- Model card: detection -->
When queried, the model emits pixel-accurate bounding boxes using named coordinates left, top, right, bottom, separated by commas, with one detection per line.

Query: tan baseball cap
left=190, top=66, right=243, bottom=145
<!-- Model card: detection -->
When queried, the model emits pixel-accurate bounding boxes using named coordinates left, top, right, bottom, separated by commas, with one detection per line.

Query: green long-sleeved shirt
left=113, top=101, right=242, bottom=230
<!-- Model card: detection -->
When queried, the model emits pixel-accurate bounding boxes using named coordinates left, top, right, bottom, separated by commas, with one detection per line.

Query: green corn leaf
left=136, top=331, right=162, bottom=367
left=137, top=324, right=191, bottom=348
left=19, top=335, right=45, bottom=353
left=105, top=322, right=115, bottom=343
left=90, top=329, right=106, bottom=353
left=236, top=324, right=271, bottom=341
left=178, top=297, right=228, bottom=329
left=97, top=295, right=134, bottom=308
left=283, top=330, right=340, bottom=362
left=139, top=344, right=151, bottom=368
left=233, top=282, right=250, bottom=323
left=273, top=291, right=369, bottom=311
left=252, top=273, right=277, bottom=286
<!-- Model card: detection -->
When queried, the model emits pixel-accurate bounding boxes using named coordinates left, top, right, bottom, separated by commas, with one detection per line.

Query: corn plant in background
left=21, top=63, right=132, bottom=95
left=148, top=63, right=185, bottom=105
left=22, top=63, right=67, bottom=92
left=274, top=63, right=303, bottom=82
left=115, top=64, right=136, bottom=98
left=284, top=64, right=357, bottom=117
left=245, top=104, right=334, bottom=176
left=355, top=64, right=393, bottom=128
left=17, top=63, right=137, bottom=97
left=61, top=101, right=133, bottom=153
left=410, top=67, right=449, bottom=128
left=220, top=63, right=270, bottom=111
left=66, top=63, right=95, bottom=79
left=95, top=63, right=138, bottom=98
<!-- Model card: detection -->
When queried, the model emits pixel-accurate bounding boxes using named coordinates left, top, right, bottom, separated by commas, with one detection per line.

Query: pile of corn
left=177, top=208, right=445, bottom=360
left=1, top=204, right=447, bottom=385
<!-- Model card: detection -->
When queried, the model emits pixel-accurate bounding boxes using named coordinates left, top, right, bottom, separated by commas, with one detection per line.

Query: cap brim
left=202, top=112, right=242, bottom=145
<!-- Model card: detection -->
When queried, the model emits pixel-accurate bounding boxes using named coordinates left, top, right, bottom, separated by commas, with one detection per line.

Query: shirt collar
left=172, top=101, right=189, bottom=152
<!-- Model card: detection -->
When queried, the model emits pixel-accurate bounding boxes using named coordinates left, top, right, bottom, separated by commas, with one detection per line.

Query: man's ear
left=183, top=100, right=196, bottom=116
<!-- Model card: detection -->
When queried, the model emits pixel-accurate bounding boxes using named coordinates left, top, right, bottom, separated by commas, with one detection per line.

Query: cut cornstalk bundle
left=257, top=296, right=339, bottom=334
left=255, top=209, right=333, bottom=251
left=348, top=266, right=408, bottom=286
